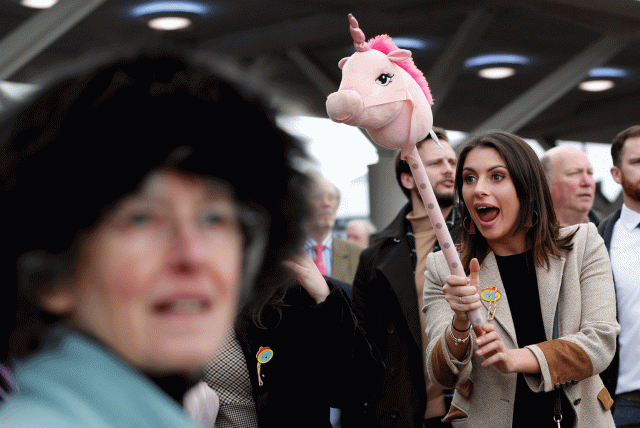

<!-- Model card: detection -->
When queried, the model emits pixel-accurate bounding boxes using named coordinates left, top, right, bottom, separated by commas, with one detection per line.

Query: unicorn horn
left=348, top=14, right=369, bottom=52
left=429, top=129, right=443, bottom=149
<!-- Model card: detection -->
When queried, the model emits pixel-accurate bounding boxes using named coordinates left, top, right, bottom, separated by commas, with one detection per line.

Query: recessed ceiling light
left=588, top=67, right=628, bottom=78
left=20, top=0, right=58, bottom=8
left=465, top=54, right=530, bottom=68
left=579, top=80, right=615, bottom=92
left=147, top=16, right=191, bottom=30
left=131, top=1, right=209, bottom=17
left=478, top=67, right=515, bottom=79
left=392, top=37, right=434, bottom=50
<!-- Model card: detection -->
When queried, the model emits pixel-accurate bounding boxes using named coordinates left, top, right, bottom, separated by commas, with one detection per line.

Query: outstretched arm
left=282, top=252, right=330, bottom=304
left=442, top=258, right=482, bottom=360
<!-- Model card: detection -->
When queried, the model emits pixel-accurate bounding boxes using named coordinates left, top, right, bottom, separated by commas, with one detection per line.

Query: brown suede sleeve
left=598, top=387, right=614, bottom=411
left=536, top=339, right=593, bottom=387
left=431, top=339, right=458, bottom=388
left=442, top=405, right=467, bottom=422
left=455, top=379, right=473, bottom=398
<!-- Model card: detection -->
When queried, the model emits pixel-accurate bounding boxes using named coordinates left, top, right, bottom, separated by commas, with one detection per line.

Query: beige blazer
left=423, top=223, right=619, bottom=428
left=331, top=237, right=363, bottom=285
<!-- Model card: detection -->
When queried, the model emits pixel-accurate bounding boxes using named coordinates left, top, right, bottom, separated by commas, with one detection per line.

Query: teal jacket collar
left=2, top=326, right=199, bottom=428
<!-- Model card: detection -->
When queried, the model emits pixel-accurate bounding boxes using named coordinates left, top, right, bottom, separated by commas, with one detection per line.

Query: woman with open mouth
left=422, top=131, right=618, bottom=427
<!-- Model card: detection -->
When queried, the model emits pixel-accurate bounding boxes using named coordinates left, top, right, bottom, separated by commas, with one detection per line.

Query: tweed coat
left=331, top=237, right=363, bottom=285
left=423, top=223, right=619, bottom=427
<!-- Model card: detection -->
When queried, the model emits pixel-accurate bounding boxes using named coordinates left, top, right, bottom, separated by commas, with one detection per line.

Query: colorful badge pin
left=256, top=347, right=273, bottom=386
left=481, top=287, right=500, bottom=321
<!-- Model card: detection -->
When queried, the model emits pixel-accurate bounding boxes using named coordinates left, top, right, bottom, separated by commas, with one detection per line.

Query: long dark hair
left=455, top=130, right=575, bottom=272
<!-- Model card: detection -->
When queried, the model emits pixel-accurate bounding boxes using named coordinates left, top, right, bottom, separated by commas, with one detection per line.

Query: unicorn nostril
left=326, top=90, right=362, bottom=123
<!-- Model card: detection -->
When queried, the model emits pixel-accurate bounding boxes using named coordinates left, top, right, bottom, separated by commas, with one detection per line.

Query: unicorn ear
left=388, top=49, right=412, bottom=62
left=338, top=57, right=349, bottom=69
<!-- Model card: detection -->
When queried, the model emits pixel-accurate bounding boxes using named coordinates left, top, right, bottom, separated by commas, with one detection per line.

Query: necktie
left=312, top=244, right=328, bottom=276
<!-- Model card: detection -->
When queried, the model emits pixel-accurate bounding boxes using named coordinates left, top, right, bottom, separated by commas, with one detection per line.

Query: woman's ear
left=400, top=171, right=416, bottom=191
left=39, top=284, right=76, bottom=316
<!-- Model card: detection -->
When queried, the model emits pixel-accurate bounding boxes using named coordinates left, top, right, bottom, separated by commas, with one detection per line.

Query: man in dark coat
left=343, top=128, right=460, bottom=428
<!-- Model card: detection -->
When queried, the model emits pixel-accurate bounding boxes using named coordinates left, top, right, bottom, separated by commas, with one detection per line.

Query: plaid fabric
left=202, top=330, right=258, bottom=428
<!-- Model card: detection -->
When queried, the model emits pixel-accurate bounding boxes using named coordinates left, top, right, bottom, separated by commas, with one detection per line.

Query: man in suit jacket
left=331, top=236, right=364, bottom=285
left=343, top=128, right=460, bottom=428
left=305, top=173, right=363, bottom=285
left=598, top=125, right=640, bottom=428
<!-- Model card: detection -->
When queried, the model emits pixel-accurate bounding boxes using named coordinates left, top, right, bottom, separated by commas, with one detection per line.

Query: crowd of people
left=0, top=50, right=637, bottom=428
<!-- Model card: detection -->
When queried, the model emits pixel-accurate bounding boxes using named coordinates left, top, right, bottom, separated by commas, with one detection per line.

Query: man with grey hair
left=305, top=173, right=363, bottom=285
left=540, top=145, right=600, bottom=226
left=346, top=219, right=376, bottom=247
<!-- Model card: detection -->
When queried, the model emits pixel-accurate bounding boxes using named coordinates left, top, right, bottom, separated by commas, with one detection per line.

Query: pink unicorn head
left=325, top=15, right=484, bottom=329
left=326, top=14, right=437, bottom=157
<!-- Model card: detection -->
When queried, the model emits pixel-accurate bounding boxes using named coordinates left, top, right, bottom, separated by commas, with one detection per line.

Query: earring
left=463, top=216, right=476, bottom=234
left=525, top=211, right=539, bottom=228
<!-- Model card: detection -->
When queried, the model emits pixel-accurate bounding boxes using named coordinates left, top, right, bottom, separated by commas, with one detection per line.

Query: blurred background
left=1, top=0, right=638, bottom=233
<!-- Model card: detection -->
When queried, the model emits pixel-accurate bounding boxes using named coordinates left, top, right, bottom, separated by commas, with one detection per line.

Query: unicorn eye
left=375, top=73, right=394, bottom=86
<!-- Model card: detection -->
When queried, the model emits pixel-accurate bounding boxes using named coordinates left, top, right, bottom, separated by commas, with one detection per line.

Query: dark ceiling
left=2, top=0, right=639, bottom=144
left=1, top=0, right=639, bottom=217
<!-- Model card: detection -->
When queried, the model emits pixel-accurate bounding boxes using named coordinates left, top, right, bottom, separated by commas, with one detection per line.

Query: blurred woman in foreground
left=0, top=52, right=309, bottom=427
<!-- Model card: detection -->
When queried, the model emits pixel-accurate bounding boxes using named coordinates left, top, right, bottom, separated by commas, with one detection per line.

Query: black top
left=496, top=251, right=575, bottom=428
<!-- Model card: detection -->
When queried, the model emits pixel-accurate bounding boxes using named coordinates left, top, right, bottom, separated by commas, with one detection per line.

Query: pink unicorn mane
left=368, top=34, right=433, bottom=105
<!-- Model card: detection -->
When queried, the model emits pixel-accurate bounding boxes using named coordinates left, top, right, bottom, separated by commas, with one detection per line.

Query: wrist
left=511, top=348, right=541, bottom=374
left=449, top=314, right=470, bottom=346
left=452, top=314, right=471, bottom=332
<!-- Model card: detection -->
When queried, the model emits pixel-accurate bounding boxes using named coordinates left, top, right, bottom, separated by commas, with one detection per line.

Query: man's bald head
left=540, top=146, right=596, bottom=226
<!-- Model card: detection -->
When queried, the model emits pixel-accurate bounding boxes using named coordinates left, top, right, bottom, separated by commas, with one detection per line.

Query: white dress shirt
left=610, top=204, right=640, bottom=395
